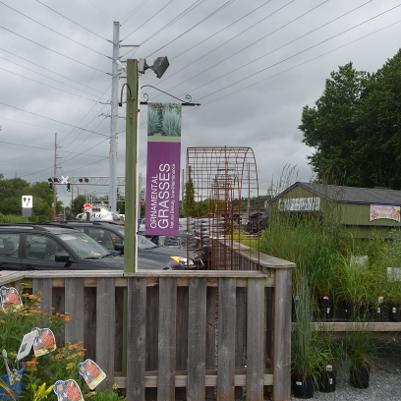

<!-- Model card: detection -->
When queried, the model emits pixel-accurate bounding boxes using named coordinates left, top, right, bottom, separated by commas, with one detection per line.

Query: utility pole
left=124, top=59, right=139, bottom=273
left=109, top=21, right=120, bottom=213
left=53, top=132, right=58, bottom=219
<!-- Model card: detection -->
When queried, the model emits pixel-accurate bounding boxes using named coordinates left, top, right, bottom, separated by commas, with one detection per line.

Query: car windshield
left=57, top=232, right=110, bottom=259
left=113, top=225, right=125, bottom=236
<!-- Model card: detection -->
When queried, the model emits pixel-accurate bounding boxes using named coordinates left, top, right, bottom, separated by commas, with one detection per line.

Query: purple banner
left=145, top=103, right=181, bottom=236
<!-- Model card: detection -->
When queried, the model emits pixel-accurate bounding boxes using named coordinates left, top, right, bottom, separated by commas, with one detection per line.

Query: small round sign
left=83, top=203, right=93, bottom=210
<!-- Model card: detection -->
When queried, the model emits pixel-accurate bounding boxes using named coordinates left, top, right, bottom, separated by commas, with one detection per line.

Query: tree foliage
left=0, top=176, right=54, bottom=220
left=300, top=51, right=401, bottom=189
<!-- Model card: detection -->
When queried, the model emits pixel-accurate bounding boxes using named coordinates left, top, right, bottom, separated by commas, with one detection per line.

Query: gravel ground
left=293, top=349, right=401, bottom=401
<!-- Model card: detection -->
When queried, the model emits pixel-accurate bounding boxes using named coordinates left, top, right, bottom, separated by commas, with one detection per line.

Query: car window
left=138, top=235, right=157, bottom=250
left=86, top=227, right=114, bottom=252
left=26, top=234, right=65, bottom=261
left=57, top=232, right=109, bottom=259
left=0, top=233, right=20, bottom=258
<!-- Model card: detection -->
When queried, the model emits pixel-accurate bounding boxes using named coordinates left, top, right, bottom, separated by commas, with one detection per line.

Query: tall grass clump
left=148, top=106, right=162, bottom=135
left=162, top=105, right=181, bottom=136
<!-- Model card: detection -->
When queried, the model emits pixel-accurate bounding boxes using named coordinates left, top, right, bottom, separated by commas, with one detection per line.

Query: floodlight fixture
left=138, top=57, right=169, bottom=79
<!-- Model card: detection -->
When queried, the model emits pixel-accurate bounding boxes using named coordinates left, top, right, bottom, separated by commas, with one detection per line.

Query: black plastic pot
left=337, top=300, right=353, bottom=321
left=319, top=365, right=336, bottom=393
left=389, top=304, right=401, bottom=322
left=350, top=366, right=370, bottom=389
left=318, top=296, right=334, bottom=320
left=292, top=375, right=314, bottom=399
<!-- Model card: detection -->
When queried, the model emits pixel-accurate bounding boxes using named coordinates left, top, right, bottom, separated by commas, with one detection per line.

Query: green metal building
left=272, top=182, right=401, bottom=238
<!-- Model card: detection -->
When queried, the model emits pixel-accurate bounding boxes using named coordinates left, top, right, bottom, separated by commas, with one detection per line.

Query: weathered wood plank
left=114, top=373, right=274, bottom=388
left=235, top=287, right=247, bottom=369
left=32, top=278, right=52, bottom=311
left=64, top=278, right=84, bottom=344
left=217, top=278, right=236, bottom=401
left=176, top=286, right=188, bottom=370
left=84, top=287, right=96, bottom=360
left=96, top=278, right=115, bottom=388
left=247, top=279, right=265, bottom=401
left=311, top=321, right=401, bottom=331
left=127, top=278, right=146, bottom=401
left=273, top=269, right=292, bottom=401
left=157, top=278, right=177, bottom=401
left=187, top=278, right=207, bottom=401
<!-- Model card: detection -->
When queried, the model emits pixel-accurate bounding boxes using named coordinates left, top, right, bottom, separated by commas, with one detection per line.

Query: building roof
left=281, top=182, right=401, bottom=206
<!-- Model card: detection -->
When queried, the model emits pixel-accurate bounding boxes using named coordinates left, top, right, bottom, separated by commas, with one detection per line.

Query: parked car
left=0, top=224, right=124, bottom=270
left=42, top=221, right=192, bottom=269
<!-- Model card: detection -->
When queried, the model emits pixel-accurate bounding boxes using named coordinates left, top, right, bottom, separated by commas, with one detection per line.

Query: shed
left=272, top=182, right=401, bottom=238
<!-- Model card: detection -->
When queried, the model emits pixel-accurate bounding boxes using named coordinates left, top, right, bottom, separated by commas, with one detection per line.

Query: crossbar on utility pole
left=124, top=59, right=138, bottom=273
left=109, top=21, right=120, bottom=213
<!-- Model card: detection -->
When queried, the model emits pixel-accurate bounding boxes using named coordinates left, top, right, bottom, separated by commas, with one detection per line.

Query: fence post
left=272, top=266, right=293, bottom=401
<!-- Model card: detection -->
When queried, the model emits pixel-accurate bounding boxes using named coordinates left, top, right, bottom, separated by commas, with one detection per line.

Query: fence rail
left=0, top=245, right=294, bottom=401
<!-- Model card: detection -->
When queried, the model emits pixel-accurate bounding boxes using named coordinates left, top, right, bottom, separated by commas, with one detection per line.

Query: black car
left=43, top=221, right=191, bottom=269
left=0, top=224, right=124, bottom=270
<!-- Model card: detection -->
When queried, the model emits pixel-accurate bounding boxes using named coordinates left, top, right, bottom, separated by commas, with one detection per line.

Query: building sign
left=279, top=197, right=320, bottom=212
left=369, top=204, right=400, bottom=222
left=145, top=103, right=181, bottom=236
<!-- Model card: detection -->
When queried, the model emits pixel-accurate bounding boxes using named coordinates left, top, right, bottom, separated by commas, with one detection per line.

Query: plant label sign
left=145, top=103, right=181, bottom=236
left=0, top=286, right=23, bottom=312
left=17, top=329, right=39, bottom=360
left=33, top=328, right=56, bottom=357
left=79, top=359, right=106, bottom=390
left=53, top=379, right=84, bottom=401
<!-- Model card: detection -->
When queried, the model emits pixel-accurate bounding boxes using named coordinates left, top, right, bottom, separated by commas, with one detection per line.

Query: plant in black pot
left=292, top=273, right=324, bottom=399
left=346, top=331, right=373, bottom=389
left=336, top=256, right=374, bottom=322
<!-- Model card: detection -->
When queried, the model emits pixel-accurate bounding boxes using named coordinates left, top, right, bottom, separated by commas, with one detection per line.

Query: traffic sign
left=21, top=195, right=33, bottom=208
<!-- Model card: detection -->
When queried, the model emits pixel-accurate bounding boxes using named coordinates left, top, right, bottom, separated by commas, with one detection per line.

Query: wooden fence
left=0, top=247, right=294, bottom=401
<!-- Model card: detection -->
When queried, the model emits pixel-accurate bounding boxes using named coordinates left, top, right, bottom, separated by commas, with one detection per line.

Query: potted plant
left=292, top=273, right=323, bottom=399
left=346, top=332, right=373, bottom=389
left=315, top=334, right=339, bottom=393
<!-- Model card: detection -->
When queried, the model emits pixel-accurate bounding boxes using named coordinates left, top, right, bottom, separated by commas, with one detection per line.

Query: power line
left=191, top=0, right=376, bottom=94
left=162, top=0, right=297, bottom=82
left=0, top=0, right=108, bottom=57
left=19, top=164, right=54, bottom=178
left=0, top=100, right=109, bottom=137
left=0, top=48, right=102, bottom=95
left=171, top=0, right=275, bottom=61
left=0, top=23, right=108, bottom=74
left=34, top=0, right=110, bottom=42
left=146, top=0, right=239, bottom=58
left=164, top=0, right=327, bottom=90
left=139, top=0, right=208, bottom=48
left=122, top=0, right=176, bottom=42
left=0, top=64, right=98, bottom=102
left=64, top=156, right=108, bottom=174
left=122, top=0, right=151, bottom=25
left=199, top=2, right=401, bottom=101
left=0, top=138, right=104, bottom=158
left=62, top=137, right=109, bottom=164
left=201, top=17, right=401, bottom=106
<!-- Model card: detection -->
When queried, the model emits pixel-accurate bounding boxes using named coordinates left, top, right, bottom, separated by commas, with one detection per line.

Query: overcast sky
left=1, top=0, right=401, bottom=205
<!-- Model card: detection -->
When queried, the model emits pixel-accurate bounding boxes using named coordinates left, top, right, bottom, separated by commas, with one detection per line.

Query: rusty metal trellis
left=186, top=146, right=260, bottom=270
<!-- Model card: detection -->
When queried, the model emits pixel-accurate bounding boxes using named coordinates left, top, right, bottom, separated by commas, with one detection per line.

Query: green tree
left=300, top=62, right=368, bottom=185
left=183, top=178, right=196, bottom=217
left=70, top=195, right=87, bottom=217
left=0, top=176, right=53, bottom=220
left=300, top=51, right=401, bottom=189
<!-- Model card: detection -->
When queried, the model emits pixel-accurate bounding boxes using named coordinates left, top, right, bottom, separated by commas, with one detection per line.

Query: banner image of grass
left=147, top=103, right=181, bottom=141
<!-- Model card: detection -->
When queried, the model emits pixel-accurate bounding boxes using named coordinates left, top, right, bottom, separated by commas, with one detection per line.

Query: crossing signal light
left=48, top=178, right=53, bottom=191
left=66, top=183, right=71, bottom=192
